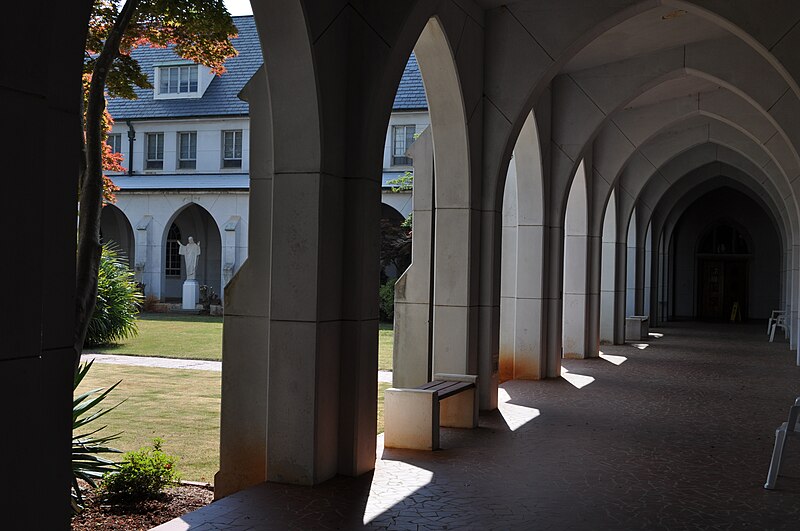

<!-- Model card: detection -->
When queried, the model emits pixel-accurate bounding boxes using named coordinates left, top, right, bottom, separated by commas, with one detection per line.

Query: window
left=222, top=130, right=243, bottom=168
left=158, top=65, right=199, bottom=95
left=145, top=133, right=164, bottom=169
left=178, top=132, right=197, bottom=169
left=392, top=125, right=416, bottom=166
left=107, top=133, right=122, bottom=154
left=698, top=224, right=749, bottom=254
left=165, top=224, right=182, bottom=277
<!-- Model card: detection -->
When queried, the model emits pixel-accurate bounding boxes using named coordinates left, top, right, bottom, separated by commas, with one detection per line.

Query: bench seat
left=384, top=373, right=478, bottom=451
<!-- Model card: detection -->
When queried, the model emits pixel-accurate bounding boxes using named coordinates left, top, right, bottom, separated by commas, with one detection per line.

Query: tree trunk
left=74, top=0, right=139, bottom=371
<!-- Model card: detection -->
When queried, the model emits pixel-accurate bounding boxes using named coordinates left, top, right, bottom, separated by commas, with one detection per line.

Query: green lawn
left=79, top=364, right=391, bottom=484
left=378, top=322, right=393, bottom=371
left=377, top=382, right=390, bottom=434
left=78, top=363, right=222, bottom=483
left=92, top=312, right=223, bottom=360
left=94, top=313, right=395, bottom=372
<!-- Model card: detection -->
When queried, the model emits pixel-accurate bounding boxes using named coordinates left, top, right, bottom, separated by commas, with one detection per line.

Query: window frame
left=177, top=131, right=197, bottom=170
left=145, top=132, right=164, bottom=170
left=157, top=64, right=199, bottom=96
left=107, top=133, right=122, bottom=155
left=391, top=124, right=416, bottom=166
left=222, top=130, right=243, bottom=169
left=165, top=223, right=182, bottom=277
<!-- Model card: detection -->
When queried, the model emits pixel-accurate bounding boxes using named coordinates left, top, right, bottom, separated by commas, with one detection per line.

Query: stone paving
left=82, top=353, right=394, bottom=383
left=154, top=322, right=800, bottom=530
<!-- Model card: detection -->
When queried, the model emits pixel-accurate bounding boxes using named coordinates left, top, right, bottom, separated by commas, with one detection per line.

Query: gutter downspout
left=126, top=120, right=135, bottom=175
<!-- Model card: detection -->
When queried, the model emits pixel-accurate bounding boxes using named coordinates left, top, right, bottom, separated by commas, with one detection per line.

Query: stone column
left=134, top=215, right=152, bottom=289
left=499, top=160, right=518, bottom=382
left=393, top=128, right=434, bottom=388
left=600, top=193, right=617, bottom=344
left=562, top=162, right=589, bottom=359
left=614, top=236, right=628, bottom=344
left=215, top=66, right=271, bottom=498
left=626, top=210, right=637, bottom=317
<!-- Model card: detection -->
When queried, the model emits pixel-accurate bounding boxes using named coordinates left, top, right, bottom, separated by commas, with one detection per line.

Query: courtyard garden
left=81, top=312, right=395, bottom=483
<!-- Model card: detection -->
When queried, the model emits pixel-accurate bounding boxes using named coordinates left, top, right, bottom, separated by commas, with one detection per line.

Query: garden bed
left=71, top=482, right=212, bottom=530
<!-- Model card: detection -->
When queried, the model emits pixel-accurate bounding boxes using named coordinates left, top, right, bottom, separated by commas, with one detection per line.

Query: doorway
left=696, top=224, right=750, bottom=321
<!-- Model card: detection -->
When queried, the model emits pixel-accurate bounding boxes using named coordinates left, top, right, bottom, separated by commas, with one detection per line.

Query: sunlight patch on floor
left=648, top=332, right=664, bottom=338
left=497, top=388, right=541, bottom=431
left=364, top=461, right=434, bottom=524
left=631, top=343, right=649, bottom=349
left=560, top=367, right=595, bottom=389
left=599, top=352, right=627, bottom=365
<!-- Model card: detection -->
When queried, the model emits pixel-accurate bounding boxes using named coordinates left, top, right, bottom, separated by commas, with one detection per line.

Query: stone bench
left=384, top=373, right=478, bottom=450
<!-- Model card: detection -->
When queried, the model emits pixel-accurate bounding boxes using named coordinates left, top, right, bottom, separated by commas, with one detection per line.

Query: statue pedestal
left=182, top=279, right=200, bottom=310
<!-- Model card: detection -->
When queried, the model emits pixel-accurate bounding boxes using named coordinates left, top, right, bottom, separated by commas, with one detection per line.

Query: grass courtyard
left=93, top=313, right=395, bottom=371
left=92, top=313, right=223, bottom=360
left=82, top=313, right=395, bottom=483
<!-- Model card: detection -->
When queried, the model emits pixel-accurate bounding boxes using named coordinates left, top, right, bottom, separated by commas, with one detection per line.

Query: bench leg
left=384, top=389, right=440, bottom=450
left=770, top=323, right=777, bottom=342
left=765, top=426, right=788, bottom=489
left=440, top=388, right=478, bottom=429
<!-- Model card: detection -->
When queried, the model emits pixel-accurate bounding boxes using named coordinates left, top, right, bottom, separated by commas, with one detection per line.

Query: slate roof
left=107, top=16, right=428, bottom=120
left=393, top=53, right=428, bottom=111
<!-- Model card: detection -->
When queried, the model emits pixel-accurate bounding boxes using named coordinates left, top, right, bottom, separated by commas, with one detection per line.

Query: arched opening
left=669, top=187, right=780, bottom=321
left=380, top=202, right=410, bottom=282
left=393, top=15, right=475, bottom=391
left=161, top=204, right=222, bottom=303
left=100, top=204, right=135, bottom=269
left=415, top=16, right=475, bottom=382
left=695, top=222, right=751, bottom=320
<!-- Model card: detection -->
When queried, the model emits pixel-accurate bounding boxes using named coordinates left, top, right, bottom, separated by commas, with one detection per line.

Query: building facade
left=104, top=15, right=426, bottom=302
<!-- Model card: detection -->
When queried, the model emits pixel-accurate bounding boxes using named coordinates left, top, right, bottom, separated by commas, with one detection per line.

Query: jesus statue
left=177, top=236, right=201, bottom=280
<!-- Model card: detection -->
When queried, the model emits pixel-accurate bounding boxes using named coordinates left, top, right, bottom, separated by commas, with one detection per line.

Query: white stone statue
left=178, top=236, right=201, bottom=280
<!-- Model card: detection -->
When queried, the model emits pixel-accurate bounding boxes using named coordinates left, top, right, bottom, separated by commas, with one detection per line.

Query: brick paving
left=154, top=322, right=800, bottom=530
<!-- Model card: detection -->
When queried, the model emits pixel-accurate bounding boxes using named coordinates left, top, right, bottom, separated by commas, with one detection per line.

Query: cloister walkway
left=157, top=323, right=800, bottom=530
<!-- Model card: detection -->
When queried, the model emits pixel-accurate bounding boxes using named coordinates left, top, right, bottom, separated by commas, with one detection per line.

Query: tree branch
left=75, top=0, right=140, bottom=371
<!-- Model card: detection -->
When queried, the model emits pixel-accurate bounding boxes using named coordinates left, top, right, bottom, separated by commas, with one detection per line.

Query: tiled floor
left=154, top=322, right=800, bottom=530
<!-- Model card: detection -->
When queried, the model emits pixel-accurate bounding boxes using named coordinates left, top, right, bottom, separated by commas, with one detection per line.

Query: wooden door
left=723, top=260, right=747, bottom=320
left=699, top=260, right=724, bottom=319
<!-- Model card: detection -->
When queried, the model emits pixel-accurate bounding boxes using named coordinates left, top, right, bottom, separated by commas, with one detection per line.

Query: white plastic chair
left=769, top=313, right=787, bottom=342
left=767, top=310, right=784, bottom=335
left=764, top=396, right=800, bottom=489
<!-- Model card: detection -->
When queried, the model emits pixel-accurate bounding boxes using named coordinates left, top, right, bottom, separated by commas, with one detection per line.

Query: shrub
left=72, top=360, right=123, bottom=513
left=379, top=278, right=396, bottom=322
left=85, top=243, right=144, bottom=346
left=142, top=293, right=161, bottom=312
left=102, top=438, right=180, bottom=501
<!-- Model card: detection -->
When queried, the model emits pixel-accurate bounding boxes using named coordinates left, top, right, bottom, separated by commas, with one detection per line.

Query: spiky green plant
left=71, top=360, right=124, bottom=513
left=85, top=242, right=143, bottom=347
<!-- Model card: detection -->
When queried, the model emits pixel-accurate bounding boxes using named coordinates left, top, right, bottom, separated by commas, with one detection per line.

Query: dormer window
left=159, top=65, right=198, bottom=95
left=153, top=63, right=213, bottom=99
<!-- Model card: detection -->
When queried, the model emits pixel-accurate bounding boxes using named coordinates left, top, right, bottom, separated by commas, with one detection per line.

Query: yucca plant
left=85, top=242, right=144, bottom=347
left=72, top=360, right=124, bottom=513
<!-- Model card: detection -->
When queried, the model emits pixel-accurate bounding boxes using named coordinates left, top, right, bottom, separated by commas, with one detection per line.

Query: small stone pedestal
left=625, top=315, right=649, bottom=341
left=182, top=279, right=200, bottom=310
